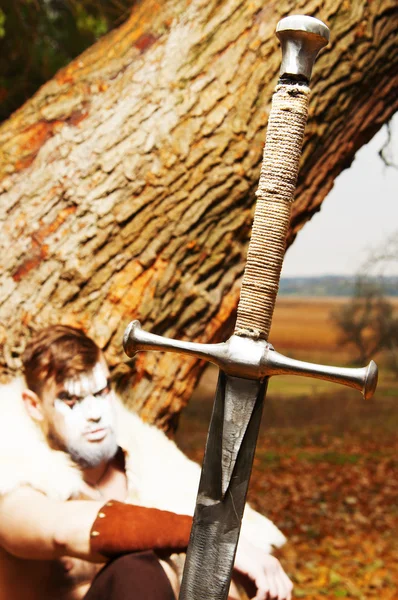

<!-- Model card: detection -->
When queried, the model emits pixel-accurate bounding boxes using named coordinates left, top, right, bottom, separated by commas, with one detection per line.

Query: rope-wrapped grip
left=234, top=83, right=310, bottom=340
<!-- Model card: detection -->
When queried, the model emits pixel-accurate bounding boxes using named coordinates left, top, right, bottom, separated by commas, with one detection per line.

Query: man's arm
left=0, top=487, right=192, bottom=563
left=0, top=486, right=103, bottom=561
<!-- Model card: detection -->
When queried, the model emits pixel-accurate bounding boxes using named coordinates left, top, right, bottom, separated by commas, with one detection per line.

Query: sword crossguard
left=124, top=320, right=378, bottom=400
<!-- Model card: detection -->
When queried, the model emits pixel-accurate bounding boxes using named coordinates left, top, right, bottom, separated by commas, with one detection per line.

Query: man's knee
left=85, top=551, right=175, bottom=599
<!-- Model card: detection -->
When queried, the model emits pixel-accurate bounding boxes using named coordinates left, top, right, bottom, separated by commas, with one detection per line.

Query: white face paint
left=62, top=362, right=109, bottom=399
left=52, top=362, right=118, bottom=468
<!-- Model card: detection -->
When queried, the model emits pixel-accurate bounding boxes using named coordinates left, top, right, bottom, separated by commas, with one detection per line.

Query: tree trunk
left=0, top=0, right=397, bottom=430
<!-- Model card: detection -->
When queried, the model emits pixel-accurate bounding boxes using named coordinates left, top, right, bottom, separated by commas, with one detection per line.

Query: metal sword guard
left=124, top=320, right=378, bottom=400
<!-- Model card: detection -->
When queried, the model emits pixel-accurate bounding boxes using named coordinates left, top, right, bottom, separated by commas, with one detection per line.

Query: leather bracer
left=90, top=500, right=193, bottom=558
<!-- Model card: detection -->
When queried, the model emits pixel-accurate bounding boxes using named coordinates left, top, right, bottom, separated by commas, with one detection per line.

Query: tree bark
left=0, top=0, right=397, bottom=430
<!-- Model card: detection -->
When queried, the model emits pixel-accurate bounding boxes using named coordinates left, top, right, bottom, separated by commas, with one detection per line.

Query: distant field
left=272, top=296, right=398, bottom=352
left=270, top=296, right=398, bottom=363
left=271, top=297, right=348, bottom=356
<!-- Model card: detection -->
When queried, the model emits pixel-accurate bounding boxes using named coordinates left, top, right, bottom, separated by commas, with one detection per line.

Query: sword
left=123, top=15, right=378, bottom=600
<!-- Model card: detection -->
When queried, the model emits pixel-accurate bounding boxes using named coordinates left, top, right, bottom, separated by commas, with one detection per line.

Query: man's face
left=40, top=359, right=118, bottom=468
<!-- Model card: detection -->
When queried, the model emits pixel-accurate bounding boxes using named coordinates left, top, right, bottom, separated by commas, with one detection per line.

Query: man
left=0, top=325, right=293, bottom=599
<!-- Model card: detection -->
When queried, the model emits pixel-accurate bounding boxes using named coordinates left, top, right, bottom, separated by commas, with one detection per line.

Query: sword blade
left=221, top=375, right=259, bottom=497
left=179, top=372, right=268, bottom=600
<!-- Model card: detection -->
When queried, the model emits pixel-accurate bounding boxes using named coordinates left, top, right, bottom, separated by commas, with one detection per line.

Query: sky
left=281, top=112, right=398, bottom=277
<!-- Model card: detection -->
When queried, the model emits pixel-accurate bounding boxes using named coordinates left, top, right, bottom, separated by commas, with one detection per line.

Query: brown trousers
left=84, top=551, right=175, bottom=600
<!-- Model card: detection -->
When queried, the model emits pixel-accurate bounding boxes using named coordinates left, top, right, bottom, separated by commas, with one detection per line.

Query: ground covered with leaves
left=252, top=427, right=397, bottom=599
left=176, top=380, right=398, bottom=599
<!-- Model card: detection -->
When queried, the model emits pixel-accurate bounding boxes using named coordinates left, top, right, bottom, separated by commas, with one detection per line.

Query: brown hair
left=22, top=325, right=101, bottom=396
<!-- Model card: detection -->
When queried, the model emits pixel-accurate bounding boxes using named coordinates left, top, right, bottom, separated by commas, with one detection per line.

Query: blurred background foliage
left=0, top=0, right=134, bottom=123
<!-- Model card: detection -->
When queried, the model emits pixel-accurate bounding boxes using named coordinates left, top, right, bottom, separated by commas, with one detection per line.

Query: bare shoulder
left=0, top=485, right=48, bottom=513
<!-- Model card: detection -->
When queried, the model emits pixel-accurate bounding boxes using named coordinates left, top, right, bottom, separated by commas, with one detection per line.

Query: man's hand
left=234, top=536, right=293, bottom=600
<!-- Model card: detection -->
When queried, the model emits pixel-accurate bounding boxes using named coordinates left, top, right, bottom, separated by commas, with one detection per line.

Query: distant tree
left=333, top=233, right=398, bottom=376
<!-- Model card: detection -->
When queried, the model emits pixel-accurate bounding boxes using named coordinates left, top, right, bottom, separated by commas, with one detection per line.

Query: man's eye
left=65, top=398, right=78, bottom=408
left=96, top=385, right=111, bottom=398
left=64, top=398, right=78, bottom=408
left=58, top=394, right=78, bottom=407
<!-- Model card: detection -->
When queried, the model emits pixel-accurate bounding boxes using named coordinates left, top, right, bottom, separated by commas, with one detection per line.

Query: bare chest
left=81, top=454, right=128, bottom=502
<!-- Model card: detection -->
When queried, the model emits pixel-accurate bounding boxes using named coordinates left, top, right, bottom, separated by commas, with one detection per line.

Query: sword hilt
left=234, top=16, right=329, bottom=341
left=123, top=321, right=378, bottom=400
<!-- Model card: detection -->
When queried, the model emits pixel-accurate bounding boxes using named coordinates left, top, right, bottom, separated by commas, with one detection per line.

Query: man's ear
left=22, top=389, right=44, bottom=422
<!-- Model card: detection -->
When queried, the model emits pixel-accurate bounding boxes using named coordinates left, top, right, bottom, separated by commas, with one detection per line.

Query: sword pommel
left=276, top=15, right=330, bottom=81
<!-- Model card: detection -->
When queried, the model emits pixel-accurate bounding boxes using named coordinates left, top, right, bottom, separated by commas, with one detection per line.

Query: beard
left=48, top=425, right=118, bottom=469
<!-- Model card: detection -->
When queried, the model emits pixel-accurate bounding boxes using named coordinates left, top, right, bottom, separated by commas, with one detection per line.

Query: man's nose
left=83, top=396, right=102, bottom=421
